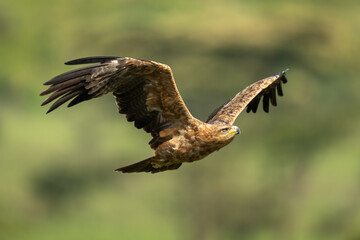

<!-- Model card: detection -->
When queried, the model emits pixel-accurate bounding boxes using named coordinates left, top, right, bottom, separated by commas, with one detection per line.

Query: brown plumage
left=41, top=56, right=288, bottom=173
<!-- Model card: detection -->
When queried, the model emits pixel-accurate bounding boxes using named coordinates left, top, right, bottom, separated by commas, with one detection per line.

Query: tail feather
left=115, top=157, right=182, bottom=174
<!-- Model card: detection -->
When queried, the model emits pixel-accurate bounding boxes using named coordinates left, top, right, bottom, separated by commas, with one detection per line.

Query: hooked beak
left=233, top=126, right=240, bottom=135
left=227, top=126, right=241, bottom=136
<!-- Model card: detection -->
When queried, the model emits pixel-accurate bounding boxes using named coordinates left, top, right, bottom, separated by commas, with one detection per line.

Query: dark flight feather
left=67, top=93, right=92, bottom=107
left=47, top=90, right=82, bottom=113
left=43, top=65, right=99, bottom=85
left=263, top=92, right=270, bottom=113
left=41, top=82, right=85, bottom=106
left=277, top=83, right=283, bottom=96
left=65, top=56, right=119, bottom=65
left=246, top=95, right=261, bottom=113
left=270, top=87, right=277, bottom=106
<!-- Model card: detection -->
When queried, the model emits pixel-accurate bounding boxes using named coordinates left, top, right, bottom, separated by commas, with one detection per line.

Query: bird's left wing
left=206, top=70, right=288, bottom=125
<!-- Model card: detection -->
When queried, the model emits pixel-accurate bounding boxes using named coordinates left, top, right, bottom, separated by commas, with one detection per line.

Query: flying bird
left=40, top=56, right=288, bottom=173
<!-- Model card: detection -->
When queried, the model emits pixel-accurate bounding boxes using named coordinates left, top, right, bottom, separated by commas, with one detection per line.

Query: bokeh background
left=1, top=0, right=360, bottom=239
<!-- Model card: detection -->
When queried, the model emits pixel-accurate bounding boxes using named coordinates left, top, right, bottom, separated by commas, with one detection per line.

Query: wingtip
left=278, top=68, right=290, bottom=76
left=276, top=68, right=289, bottom=84
left=43, top=80, right=53, bottom=86
left=64, top=60, right=78, bottom=65
left=114, top=167, right=134, bottom=173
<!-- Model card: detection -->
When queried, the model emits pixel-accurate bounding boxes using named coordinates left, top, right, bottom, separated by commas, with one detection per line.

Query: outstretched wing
left=40, top=56, right=194, bottom=149
left=206, top=70, right=288, bottom=125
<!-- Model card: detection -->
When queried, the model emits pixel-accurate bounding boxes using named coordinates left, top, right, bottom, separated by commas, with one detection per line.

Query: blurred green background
left=1, top=0, right=360, bottom=239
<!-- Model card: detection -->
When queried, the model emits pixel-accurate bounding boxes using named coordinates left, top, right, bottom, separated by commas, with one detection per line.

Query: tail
left=115, top=157, right=182, bottom=174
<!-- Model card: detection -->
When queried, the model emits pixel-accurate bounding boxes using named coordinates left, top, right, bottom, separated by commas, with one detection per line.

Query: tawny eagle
left=40, top=56, right=288, bottom=173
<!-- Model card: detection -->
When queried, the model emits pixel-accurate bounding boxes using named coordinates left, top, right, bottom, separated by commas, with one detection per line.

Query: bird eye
left=220, top=127, right=229, bottom=133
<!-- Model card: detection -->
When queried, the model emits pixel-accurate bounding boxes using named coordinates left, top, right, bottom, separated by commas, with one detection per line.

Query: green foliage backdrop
left=1, top=0, right=359, bottom=239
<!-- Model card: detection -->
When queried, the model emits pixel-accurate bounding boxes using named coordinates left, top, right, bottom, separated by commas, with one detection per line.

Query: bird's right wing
left=40, top=57, right=195, bottom=149
left=206, top=70, right=288, bottom=125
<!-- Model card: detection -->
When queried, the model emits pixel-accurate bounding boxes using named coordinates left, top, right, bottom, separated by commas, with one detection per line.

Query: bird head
left=202, top=124, right=240, bottom=149
left=206, top=124, right=241, bottom=144
left=218, top=125, right=241, bottom=138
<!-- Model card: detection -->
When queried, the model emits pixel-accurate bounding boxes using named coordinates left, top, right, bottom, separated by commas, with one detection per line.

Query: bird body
left=128, top=122, right=239, bottom=173
left=41, top=56, right=288, bottom=173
